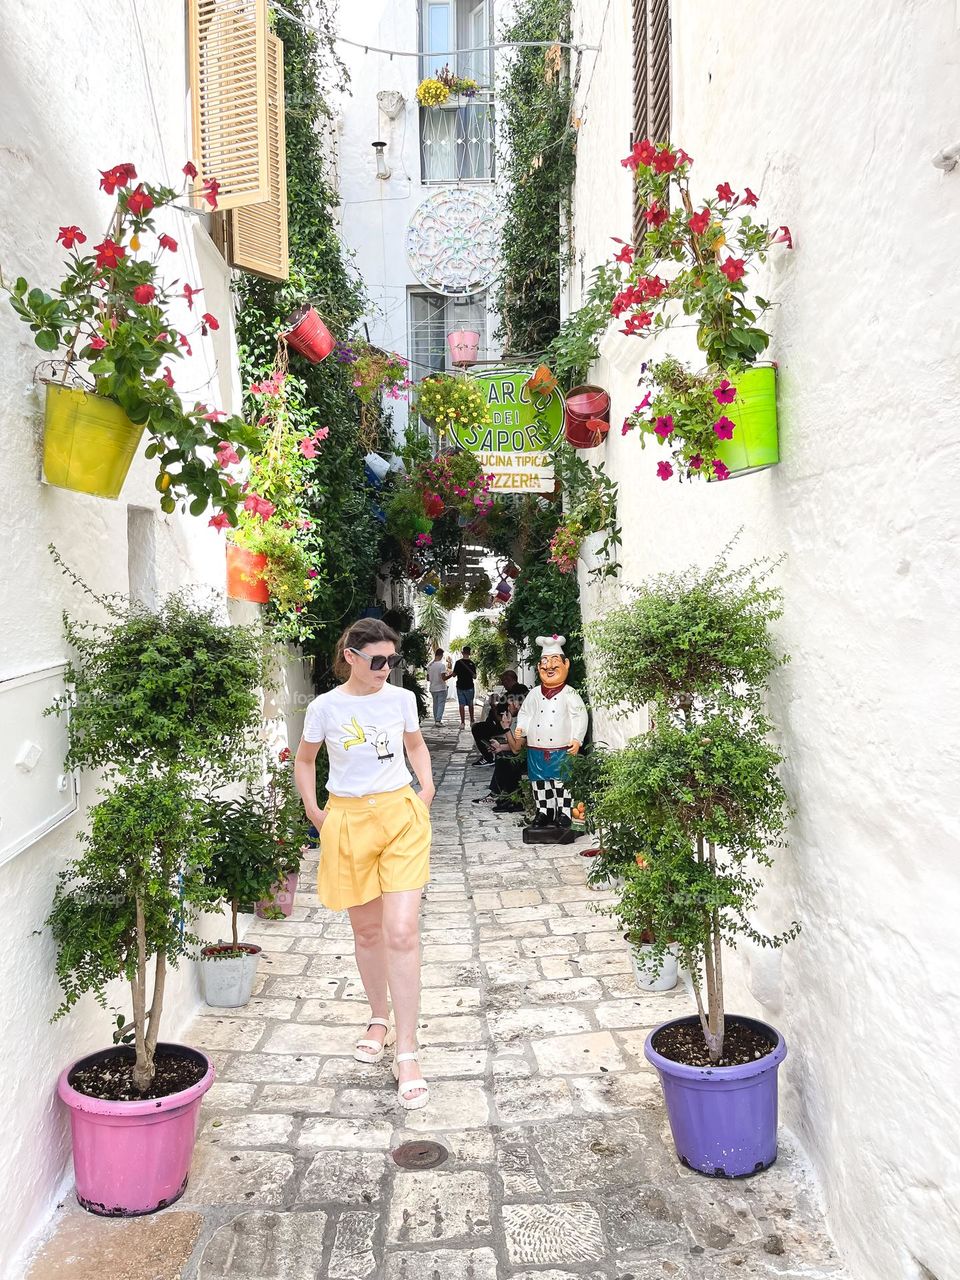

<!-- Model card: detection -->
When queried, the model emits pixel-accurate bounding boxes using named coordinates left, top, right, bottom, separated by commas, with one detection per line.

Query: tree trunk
left=131, top=895, right=153, bottom=1093
left=704, top=842, right=725, bottom=1064
left=231, top=899, right=239, bottom=949
left=144, top=949, right=166, bottom=1074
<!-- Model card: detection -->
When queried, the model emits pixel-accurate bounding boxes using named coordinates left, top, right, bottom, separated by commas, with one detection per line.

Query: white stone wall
left=570, top=2, right=960, bottom=1278
left=0, top=4, right=312, bottom=1273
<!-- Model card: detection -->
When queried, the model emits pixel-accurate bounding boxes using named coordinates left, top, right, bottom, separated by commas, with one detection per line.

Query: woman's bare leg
left=348, top=896, right=389, bottom=1056
left=381, top=888, right=426, bottom=1099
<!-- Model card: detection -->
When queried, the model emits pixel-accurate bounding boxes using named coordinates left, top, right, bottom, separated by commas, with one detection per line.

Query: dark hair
left=334, top=618, right=399, bottom=680
left=462, top=645, right=472, bottom=655
left=501, top=669, right=518, bottom=682
left=434, top=647, right=444, bottom=658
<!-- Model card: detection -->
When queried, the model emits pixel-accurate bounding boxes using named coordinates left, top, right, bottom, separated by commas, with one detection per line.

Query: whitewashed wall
left=570, top=2, right=960, bottom=1278
left=0, top=4, right=311, bottom=1274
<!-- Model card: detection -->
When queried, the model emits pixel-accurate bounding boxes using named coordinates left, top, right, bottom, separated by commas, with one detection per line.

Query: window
left=632, top=0, right=671, bottom=243
left=419, top=0, right=495, bottom=183
left=410, top=291, right=489, bottom=378
left=187, top=0, right=271, bottom=210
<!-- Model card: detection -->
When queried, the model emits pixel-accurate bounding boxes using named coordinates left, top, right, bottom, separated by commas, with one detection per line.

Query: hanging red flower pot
left=565, top=416, right=610, bottom=449
left=283, top=306, right=334, bottom=364
left=564, top=385, right=611, bottom=448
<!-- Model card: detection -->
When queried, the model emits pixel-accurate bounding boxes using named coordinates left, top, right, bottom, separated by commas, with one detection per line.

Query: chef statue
left=515, top=635, right=589, bottom=844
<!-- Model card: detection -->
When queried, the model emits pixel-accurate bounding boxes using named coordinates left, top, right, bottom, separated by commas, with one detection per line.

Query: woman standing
left=295, top=618, right=434, bottom=1110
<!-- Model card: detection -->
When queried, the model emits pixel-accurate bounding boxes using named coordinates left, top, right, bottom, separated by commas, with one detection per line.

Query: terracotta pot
left=283, top=306, right=334, bottom=364
left=226, top=544, right=269, bottom=604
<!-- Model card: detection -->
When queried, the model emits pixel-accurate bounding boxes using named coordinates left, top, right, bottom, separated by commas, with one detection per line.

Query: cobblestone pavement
left=28, top=723, right=847, bottom=1280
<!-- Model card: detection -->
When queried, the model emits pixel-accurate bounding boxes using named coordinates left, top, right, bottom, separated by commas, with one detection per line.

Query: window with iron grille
left=409, top=290, right=489, bottom=377
left=632, top=0, right=671, bottom=245
left=419, top=0, right=496, bottom=183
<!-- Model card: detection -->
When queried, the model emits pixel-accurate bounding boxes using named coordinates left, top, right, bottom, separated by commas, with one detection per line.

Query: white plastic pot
left=364, top=452, right=391, bottom=482
left=630, top=942, right=679, bottom=992
left=578, top=531, right=619, bottom=574
left=200, top=943, right=261, bottom=1007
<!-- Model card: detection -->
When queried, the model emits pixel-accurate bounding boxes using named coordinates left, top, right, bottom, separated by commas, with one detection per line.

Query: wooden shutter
left=632, top=0, right=671, bottom=245
left=187, top=0, right=270, bottom=211
left=228, top=32, right=289, bottom=280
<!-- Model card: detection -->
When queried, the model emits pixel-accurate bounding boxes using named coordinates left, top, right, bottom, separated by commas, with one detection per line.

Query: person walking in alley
left=444, top=643, right=477, bottom=729
left=295, top=618, right=434, bottom=1111
left=425, top=647, right=448, bottom=726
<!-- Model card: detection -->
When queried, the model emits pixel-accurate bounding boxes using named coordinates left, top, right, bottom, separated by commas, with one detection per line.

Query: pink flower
left=712, top=459, right=730, bottom=480
left=162, top=366, right=175, bottom=388
left=299, top=437, right=318, bottom=458
left=720, top=257, right=746, bottom=283
left=657, top=461, right=674, bottom=480
left=314, top=426, right=330, bottom=441
left=308, top=569, right=319, bottom=578
left=132, top=283, right=156, bottom=305
left=712, top=379, right=737, bottom=404
left=774, top=224, right=794, bottom=249
left=621, top=420, right=633, bottom=436
left=183, top=283, right=202, bottom=310
left=713, top=416, right=735, bottom=440
left=208, top=512, right=231, bottom=530
left=215, top=442, right=239, bottom=468
left=689, top=454, right=703, bottom=470
left=89, top=335, right=107, bottom=350
left=415, top=533, right=433, bottom=547
left=204, top=409, right=227, bottom=422
left=243, top=494, right=276, bottom=520
left=57, top=226, right=86, bottom=249
left=635, top=393, right=652, bottom=412
left=158, top=233, right=178, bottom=252
left=653, top=414, right=674, bottom=439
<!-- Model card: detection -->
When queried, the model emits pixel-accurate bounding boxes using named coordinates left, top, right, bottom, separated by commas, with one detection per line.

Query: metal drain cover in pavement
left=392, top=1140, right=449, bottom=1170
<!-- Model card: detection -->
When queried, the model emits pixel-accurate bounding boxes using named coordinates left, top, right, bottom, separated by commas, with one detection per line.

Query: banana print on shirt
left=340, top=717, right=367, bottom=749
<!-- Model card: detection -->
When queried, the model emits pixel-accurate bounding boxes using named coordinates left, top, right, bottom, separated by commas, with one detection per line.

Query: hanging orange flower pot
left=226, top=544, right=269, bottom=603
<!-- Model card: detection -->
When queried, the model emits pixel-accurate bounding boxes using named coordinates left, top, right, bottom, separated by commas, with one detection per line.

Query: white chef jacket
left=516, top=684, right=589, bottom=750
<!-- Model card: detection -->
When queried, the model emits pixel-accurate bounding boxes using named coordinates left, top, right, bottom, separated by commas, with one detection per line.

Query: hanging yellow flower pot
left=42, top=383, right=145, bottom=499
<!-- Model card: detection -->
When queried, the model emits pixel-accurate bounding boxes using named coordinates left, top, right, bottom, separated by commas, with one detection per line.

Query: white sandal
left=353, top=1017, right=391, bottom=1064
left=392, top=1051, right=430, bottom=1111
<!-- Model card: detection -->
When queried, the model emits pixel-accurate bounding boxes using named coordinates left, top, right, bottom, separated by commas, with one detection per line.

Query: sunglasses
left=347, top=647, right=403, bottom=671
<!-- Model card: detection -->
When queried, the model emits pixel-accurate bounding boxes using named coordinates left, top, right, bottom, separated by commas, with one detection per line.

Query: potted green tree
left=201, top=751, right=307, bottom=1003
left=47, top=560, right=263, bottom=1215
left=252, top=749, right=311, bottom=921
left=587, top=545, right=800, bottom=1177
left=613, top=142, right=793, bottom=481
left=3, top=161, right=259, bottom=516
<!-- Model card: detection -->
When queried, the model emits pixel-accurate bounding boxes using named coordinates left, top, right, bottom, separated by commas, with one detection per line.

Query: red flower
left=621, top=138, right=656, bottom=170
left=201, top=312, right=220, bottom=332
left=93, top=238, right=125, bottom=270
left=716, top=182, right=735, bottom=202
left=712, top=459, right=730, bottom=480
left=612, top=239, right=635, bottom=265
left=162, top=366, right=175, bottom=388
left=158, top=233, right=178, bottom=253
left=127, top=185, right=154, bottom=217
left=57, top=226, right=86, bottom=249
left=689, top=454, right=703, bottom=470
left=115, top=163, right=137, bottom=183
left=774, top=224, right=794, bottom=249
left=742, top=187, right=759, bottom=207
left=675, top=148, right=693, bottom=167
left=132, top=283, right=156, bottom=305
left=99, top=163, right=136, bottom=195
left=208, top=512, right=231, bottom=530
left=183, top=283, right=202, bottom=310
left=204, top=409, right=227, bottom=422
left=621, top=311, right=652, bottom=335
left=424, top=493, right=445, bottom=517
left=720, top=257, right=746, bottom=283
left=89, top=336, right=107, bottom=350
left=688, top=209, right=710, bottom=236
left=713, top=416, right=735, bottom=440
left=652, top=147, right=677, bottom=174
left=202, top=178, right=221, bottom=209
left=713, top=379, right=737, bottom=404
left=653, top=414, right=674, bottom=439
left=179, top=333, right=193, bottom=357
left=279, top=747, right=292, bottom=763
left=645, top=202, right=669, bottom=228
left=183, top=160, right=198, bottom=179
left=656, top=461, right=674, bottom=480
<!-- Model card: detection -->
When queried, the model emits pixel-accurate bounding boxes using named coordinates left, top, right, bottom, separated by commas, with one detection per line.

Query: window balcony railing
left=420, top=91, right=496, bottom=185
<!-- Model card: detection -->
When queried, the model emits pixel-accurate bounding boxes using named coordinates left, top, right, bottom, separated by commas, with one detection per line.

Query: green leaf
left=34, top=330, right=59, bottom=352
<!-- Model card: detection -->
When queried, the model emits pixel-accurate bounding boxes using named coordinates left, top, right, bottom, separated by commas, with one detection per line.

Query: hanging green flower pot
left=713, top=366, right=779, bottom=477
left=42, top=383, right=145, bottom=499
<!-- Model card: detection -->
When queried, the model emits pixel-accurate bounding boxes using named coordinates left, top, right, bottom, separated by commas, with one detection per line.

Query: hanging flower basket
left=226, top=543, right=269, bottom=604
left=711, top=366, right=779, bottom=478
left=283, top=306, right=334, bottom=364
left=565, top=385, right=611, bottom=449
left=447, top=330, right=480, bottom=366
left=42, top=383, right=145, bottom=499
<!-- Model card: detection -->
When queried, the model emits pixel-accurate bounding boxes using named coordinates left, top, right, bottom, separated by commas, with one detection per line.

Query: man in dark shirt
left=444, top=645, right=478, bottom=728
left=472, top=669, right=529, bottom=762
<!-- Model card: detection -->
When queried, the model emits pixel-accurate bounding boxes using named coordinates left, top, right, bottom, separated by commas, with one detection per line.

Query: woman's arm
left=294, top=738, right=327, bottom=829
left=404, top=730, right=436, bottom=807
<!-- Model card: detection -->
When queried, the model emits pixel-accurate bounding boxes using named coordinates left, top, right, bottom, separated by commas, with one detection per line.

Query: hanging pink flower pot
left=255, top=870, right=300, bottom=920
left=447, top=330, right=480, bottom=366
left=283, top=305, right=335, bottom=364
left=57, top=1043, right=214, bottom=1216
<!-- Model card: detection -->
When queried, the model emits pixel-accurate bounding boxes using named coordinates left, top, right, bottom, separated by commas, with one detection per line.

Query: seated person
left=474, top=692, right=526, bottom=811
left=472, top=669, right=529, bottom=763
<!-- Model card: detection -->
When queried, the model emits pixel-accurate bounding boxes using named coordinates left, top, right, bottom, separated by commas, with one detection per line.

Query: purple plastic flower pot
left=644, top=1015, right=787, bottom=1178
left=57, top=1042, right=214, bottom=1216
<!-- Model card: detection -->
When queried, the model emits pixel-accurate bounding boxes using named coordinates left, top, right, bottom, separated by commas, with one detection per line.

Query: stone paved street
left=28, top=724, right=847, bottom=1279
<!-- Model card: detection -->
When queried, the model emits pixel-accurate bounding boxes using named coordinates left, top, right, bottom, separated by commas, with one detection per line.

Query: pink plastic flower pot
left=283, top=305, right=335, bottom=364
left=57, top=1043, right=214, bottom=1216
left=255, top=870, right=300, bottom=919
left=447, top=329, right=480, bottom=366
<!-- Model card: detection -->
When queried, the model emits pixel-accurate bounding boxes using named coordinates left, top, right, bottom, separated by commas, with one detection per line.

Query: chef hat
left=536, top=634, right=567, bottom=657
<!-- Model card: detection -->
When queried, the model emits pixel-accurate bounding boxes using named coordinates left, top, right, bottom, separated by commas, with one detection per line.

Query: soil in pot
left=202, top=943, right=261, bottom=960
left=652, top=1017, right=777, bottom=1069
left=69, top=1046, right=207, bottom=1102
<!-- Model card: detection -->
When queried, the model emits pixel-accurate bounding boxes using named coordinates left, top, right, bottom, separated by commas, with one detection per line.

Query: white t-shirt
left=302, top=684, right=420, bottom=798
left=426, top=660, right=447, bottom=692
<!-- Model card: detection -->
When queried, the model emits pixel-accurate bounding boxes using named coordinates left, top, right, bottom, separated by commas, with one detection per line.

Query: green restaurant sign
left=449, top=368, right=565, bottom=493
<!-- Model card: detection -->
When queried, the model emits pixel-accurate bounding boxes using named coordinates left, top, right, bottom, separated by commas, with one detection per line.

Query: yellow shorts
left=318, top=786, right=432, bottom=912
